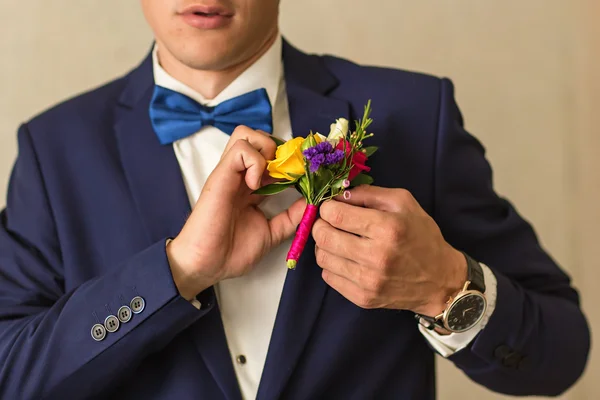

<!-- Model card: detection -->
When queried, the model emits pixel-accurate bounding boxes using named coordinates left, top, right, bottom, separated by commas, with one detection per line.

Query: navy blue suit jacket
left=0, top=41, right=590, bottom=399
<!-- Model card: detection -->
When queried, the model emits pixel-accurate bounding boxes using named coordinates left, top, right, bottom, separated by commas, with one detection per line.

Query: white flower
left=315, top=132, right=328, bottom=143
left=327, top=118, right=349, bottom=145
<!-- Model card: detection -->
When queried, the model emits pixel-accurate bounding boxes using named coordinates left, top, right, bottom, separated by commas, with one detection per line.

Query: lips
left=178, top=4, right=234, bottom=29
left=194, top=11, right=218, bottom=16
left=184, top=6, right=232, bottom=17
left=179, top=6, right=233, bottom=29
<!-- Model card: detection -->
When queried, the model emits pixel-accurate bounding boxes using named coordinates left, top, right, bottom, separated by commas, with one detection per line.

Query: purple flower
left=303, top=142, right=344, bottom=173
left=309, top=154, right=326, bottom=173
left=315, top=141, right=333, bottom=153
left=303, top=147, right=318, bottom=159
left=325, top=150, right=345, bottom=165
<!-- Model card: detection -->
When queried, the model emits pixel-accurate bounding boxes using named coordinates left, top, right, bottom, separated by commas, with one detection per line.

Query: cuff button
left=494, top=345, right=512, bottom=360
left=502, top=352, right=522, bottom=369
left=104, top=315, right=120, bottom=333
left=91, top=324, right=107, bottom=342
left=130, top=296, right=146, bottom=314
left=118, top=305, right=132, bottom=323
left=518, top=356, right=531, bottom=371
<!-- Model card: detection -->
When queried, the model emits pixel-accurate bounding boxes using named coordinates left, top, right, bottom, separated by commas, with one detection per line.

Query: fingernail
left=343, top=191, right=351, bottom=200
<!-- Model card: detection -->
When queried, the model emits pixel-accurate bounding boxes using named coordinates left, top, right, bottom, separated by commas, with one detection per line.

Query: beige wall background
left=0, top=1, right=597, bottom=399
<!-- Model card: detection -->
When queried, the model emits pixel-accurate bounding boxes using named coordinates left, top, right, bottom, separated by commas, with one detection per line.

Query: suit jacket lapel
left=114, top=63, right=190, bottom=243
left=113, top=55, right=241, bottom=400
left=256, top=40, right=351, bottom=400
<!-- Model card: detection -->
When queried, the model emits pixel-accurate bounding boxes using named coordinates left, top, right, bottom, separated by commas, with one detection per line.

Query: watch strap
left=415, top=314, right=438, bottom=330
left=463, top=252, right=485, bottom=293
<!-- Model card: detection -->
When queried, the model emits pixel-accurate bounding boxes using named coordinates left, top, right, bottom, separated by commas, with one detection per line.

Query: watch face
left=446, top=293, right=486, bottom=332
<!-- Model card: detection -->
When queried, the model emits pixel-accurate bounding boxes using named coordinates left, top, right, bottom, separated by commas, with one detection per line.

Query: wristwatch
left=416, top=252, right=487, bottom=333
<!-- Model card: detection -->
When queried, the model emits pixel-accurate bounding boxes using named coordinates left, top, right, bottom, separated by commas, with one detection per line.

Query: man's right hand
left=166, top=127, right=306, bottom=300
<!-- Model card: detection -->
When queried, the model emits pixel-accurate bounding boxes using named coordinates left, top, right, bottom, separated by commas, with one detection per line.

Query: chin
left=182, top=56, right=236, bottom=71
left=178, top=49, right=235, bottom=71
left=173, top=38, right=245, bottom=71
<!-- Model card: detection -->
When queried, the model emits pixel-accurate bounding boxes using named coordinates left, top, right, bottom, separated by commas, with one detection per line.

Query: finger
left=269, top=198, right=308, bottom=247
left=244, top=171, right=280, bottom=208
left=321, top=270, right=376, bottom=309
left=315, top=245, right=361, bottom=284
left=337, top=185, right=415, bottom=213
left=312, top=218, right=370, bottom=264
left=319, top=199, right=386, bottom=239
left=223, top=126, right=277, bottom=161
left=207, top=140, right=266, bottom=196
left=232, top=141, right=267, bottom=190
left=260, top=170, right=279, bottom=186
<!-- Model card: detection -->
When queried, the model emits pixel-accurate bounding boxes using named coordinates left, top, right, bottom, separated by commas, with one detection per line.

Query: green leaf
left=297, top=175, right=311, bottom=198
left=252, top=181, right=296, bottom=195
left=313, top=169, right=334, bottom=192
left=331, top=174, right=350, bottom=190
left=270, top=136, right=286, bottom=146
left=351, top=173, right=374, bottom=186
left=301, top=132, right=318, bottom=151
left=363, top=146, right=378, bottom=157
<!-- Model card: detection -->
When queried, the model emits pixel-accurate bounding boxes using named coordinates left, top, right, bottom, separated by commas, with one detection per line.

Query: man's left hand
left=313, top=185, right=467, bottom=317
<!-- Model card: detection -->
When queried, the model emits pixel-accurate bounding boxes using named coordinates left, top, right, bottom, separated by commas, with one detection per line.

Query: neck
left=156, top=32, right=278, bottom=100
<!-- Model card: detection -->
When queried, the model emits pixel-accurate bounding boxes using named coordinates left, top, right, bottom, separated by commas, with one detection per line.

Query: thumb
left=268, top=198, right=307, bottom=247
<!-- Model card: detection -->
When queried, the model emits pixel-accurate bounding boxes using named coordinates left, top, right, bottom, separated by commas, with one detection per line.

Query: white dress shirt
left=152, top=35, right=497, bottom=399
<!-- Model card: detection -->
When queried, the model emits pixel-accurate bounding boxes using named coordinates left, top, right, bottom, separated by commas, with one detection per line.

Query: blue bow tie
left=149, top=86, right=273, bottom=145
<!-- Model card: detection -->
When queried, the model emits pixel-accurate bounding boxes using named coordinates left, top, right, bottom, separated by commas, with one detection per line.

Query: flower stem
left=286, top=204, right=319, bottom=269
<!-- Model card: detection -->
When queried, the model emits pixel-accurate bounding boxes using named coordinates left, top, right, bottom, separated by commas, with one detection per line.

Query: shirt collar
left=152, top=35, right=283, bottom=108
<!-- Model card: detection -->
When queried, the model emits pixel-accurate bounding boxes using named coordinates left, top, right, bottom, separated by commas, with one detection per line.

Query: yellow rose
left=267, top=137, right=306, bottom=180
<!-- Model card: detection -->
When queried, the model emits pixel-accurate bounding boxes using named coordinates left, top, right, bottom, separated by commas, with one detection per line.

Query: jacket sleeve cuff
left=83, top=239, right=216, bottom=352
left=448, top=267, right=526, bottom=369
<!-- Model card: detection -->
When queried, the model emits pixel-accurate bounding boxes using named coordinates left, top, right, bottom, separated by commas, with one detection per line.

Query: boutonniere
left=255, top=101, right=378, bottom=269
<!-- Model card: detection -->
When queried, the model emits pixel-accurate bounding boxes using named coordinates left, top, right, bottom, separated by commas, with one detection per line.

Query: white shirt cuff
left=190, top=299, right=202, bottom=309
left=419, top=263, right=498, bottom=358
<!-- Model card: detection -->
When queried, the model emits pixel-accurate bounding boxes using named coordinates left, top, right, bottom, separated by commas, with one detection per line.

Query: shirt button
left=236, top=355, right=247, bottom=365
left=91, top=324, right=106, bottom=341
left=130, top=296, right=146, bottom=314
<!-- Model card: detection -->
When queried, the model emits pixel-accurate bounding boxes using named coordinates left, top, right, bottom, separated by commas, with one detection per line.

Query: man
left=0, top=0, right=590, bottom=399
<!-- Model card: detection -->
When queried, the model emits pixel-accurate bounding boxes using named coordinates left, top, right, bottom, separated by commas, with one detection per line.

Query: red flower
left=336, top=139, right=371, bottom=181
